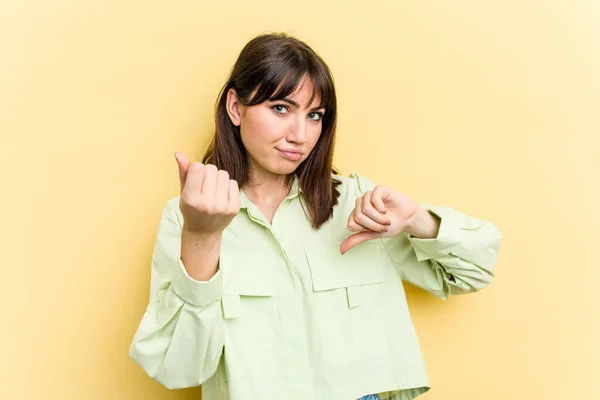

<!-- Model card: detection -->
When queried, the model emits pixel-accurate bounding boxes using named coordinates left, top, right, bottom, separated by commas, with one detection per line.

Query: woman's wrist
left=181, top=226, right=223, bottom=281
left=405, top=207, right=441, bottom=239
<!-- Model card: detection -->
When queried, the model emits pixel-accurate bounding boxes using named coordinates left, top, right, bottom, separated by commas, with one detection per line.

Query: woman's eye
left=272, top=105, right=288, bottom=114
left=308, top=112, right=323, bottom=121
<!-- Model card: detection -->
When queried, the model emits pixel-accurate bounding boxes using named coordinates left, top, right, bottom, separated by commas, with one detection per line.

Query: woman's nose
left=286, top=115, right=307, bottom=143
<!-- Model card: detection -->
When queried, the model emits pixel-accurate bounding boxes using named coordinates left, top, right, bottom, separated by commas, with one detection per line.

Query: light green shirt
left=129, top=173, right=502, bottom=400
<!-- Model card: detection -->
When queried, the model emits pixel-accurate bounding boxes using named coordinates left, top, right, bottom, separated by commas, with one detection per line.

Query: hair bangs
left=247, top=57, right=334, bottom=112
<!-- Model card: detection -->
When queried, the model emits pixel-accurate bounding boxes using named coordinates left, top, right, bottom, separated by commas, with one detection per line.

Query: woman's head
left=203, top=33, right=341, bottom=228
left=226, top=76, right=325, bottom=179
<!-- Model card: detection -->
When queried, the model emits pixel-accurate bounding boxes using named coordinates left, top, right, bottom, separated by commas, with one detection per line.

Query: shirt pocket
left=221, top=252, right=276, bottom=320
left=219, top=251, right=282, bottom=379
left=305, top=241, right=390, bottom=368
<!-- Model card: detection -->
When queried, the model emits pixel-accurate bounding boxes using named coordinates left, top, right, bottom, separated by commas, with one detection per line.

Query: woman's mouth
left=277, top=149, right=302, bottom=161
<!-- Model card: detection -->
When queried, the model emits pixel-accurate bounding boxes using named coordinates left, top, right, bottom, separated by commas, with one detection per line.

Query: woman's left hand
left=340, top=185, right=440, bottom=255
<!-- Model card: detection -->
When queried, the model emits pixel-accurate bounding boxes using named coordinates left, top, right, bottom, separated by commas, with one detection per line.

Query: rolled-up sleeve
left=401, top=204, right=502, bottom=299
left=129, top=197, right=224, bottom=389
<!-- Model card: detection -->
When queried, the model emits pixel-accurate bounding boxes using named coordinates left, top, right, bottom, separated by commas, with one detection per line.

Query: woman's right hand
left=174, top=152, right=240, bottom=235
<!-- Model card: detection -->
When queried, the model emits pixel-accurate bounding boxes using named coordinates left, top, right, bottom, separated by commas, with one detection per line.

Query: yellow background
left=2, top=1, right=598, bottom=399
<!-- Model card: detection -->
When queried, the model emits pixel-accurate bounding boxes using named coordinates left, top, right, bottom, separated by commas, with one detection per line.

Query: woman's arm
left=384, top=203, right=502, bottom=299
left=129, top=198, right=225, bottom=388
left=347, top=172, right=502, bottom=299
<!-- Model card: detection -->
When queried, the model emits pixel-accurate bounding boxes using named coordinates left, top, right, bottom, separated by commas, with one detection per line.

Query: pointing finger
left=340, top=231, right=379, bottom=255
left=174, top=152, right=191, bottom=192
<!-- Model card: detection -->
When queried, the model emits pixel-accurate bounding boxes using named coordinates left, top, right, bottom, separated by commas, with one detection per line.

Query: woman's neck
left=242, top=169, right=293, bottom=209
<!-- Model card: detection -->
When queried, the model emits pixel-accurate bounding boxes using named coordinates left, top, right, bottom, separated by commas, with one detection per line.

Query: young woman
left=129, top=33, right=502, bottom=400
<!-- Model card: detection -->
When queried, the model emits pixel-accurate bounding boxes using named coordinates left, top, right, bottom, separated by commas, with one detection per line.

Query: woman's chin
left=267, top=162, right=299, bottom=176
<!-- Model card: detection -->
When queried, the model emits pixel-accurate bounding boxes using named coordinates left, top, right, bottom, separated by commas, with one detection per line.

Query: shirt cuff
left=171, top=258, right=223, bottom=307
left=406, top=205, right=462, bottom=262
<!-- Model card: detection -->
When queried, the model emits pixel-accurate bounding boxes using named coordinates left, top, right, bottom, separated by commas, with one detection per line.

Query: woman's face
left=227, top=78, right=325, bottom=180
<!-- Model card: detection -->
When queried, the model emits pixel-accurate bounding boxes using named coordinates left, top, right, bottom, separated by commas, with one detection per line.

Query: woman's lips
left=277, top=149, right=302, bottom=161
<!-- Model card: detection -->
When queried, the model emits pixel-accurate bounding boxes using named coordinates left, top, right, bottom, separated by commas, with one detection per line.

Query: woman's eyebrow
left=279, top=98, right=326, bottom=112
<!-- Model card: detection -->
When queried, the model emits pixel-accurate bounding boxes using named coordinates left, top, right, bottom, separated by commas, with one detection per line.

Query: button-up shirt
left=130, top=172, right=502, bottom=400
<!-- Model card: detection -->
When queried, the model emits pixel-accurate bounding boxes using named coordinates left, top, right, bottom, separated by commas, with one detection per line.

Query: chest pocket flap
left=305, top=241, right=388, bottom=307
left=220, top=251, right=275, bottom=319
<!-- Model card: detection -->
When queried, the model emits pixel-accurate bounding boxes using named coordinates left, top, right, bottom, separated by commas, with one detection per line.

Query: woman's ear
left=226, top=88, right=243, bottom=126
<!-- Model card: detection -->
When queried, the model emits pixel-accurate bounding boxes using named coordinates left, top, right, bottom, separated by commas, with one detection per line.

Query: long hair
left=202, top=33, right=341, bottom=229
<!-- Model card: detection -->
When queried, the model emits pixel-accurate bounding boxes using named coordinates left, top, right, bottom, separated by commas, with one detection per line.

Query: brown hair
left=202, top=32, right=341, bottom=229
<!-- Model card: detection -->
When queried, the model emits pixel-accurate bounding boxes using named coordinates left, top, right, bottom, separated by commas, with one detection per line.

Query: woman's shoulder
left=331, top=171, right=378, bottom=196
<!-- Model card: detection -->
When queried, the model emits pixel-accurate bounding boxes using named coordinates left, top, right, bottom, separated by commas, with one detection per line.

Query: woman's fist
left=174, top=152, right=240, bottom=235
left=340, top=185, right=420, bottom=254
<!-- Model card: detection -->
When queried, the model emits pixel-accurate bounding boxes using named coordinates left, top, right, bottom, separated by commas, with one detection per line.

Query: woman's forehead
left=273, top=78, right=323, bottom=108
left=247, top=71, right=330, bottom=110
left=288, top=81, right=322, bottom=107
